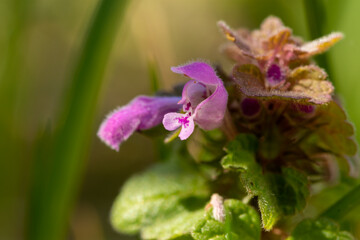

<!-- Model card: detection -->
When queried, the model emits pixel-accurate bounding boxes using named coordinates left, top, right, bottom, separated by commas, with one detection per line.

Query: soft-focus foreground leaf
left=288, top=218, right=354, bottom=240
left=111, top=161, right=210, bottom=239
left=192, top=199, right=261, bottom=240
left=221, top=134, right=309, bottom=230
left=27, top=1, right=129, bottom=239
left=142, top=209, right=203, bottom=240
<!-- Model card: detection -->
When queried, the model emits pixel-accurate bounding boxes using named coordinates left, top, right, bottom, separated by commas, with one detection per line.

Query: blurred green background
left=1, top=0, right=360, bottom=239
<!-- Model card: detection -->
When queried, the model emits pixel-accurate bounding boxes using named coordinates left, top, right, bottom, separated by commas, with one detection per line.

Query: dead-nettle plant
left=98, top=16, right=359, bottom=240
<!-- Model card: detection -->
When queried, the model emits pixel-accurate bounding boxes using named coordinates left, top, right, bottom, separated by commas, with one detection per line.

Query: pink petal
left=171, top=62, right=222, bottom=86
left=98, top=111, right=141, bottom=151
left=98, top=96, right=181, bottom=151
left=178, top=81, right=207, bottom=110
left=162, top=112, right=184, bottom=131
left=194, top=84, right=228, bottom=130
left=179, top=117, right=195, bottom=140
left=171, top=61, right=229, bottom=134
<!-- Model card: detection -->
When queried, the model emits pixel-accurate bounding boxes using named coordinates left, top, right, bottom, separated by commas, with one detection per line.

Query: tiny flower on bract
left=266, top=63, right=285, bottom=87
left=162, top=62, right=228, bottom=140
left=98, top=96, right=181, bottom=151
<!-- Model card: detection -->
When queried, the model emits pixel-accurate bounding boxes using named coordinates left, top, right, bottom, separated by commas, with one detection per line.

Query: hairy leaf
left=233, top=65, right=334, bottom=104
left=265, top=27, right=292, bottom=51
left=288, top=65, right=328, bottom=83
left=221, top=135, right=309, bottom=230
left=221, top=134, right=279, bottom=230
left=270, top=168, right=309, bottom=215
left=291, top=79, right=334, bottom=104
left=294, top=32, right=344, bottom=59
left=217, top=21, right=252, bottom=56
left=288, top=218, right=355, bottom=240
left=192, top=199, right=261, bottom=240
left=142, top=208, right=204, bottom=240
left=110, top=161, right=210, bottom=239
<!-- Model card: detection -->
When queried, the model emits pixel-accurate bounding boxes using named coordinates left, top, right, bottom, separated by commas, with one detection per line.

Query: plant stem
left=27, top=0, right=129, bottom=239
left=320, top=184, right=360, bottom=221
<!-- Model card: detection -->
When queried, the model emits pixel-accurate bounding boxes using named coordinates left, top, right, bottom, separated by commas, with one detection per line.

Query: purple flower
left=163, top=62, right=228, bottom=140
left=266, top=63, right=285, bottom=87
left=98, top=96, right=181, bottom=151
left=292, top=103, right=315, bottom=113
left=241, top=98, right=261, bottom=117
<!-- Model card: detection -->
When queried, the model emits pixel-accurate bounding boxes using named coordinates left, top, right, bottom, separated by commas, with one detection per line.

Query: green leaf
left=192, top=199, right=261, bottom=240
left=221, top=134, right=309, bottom=230
left=142, top=208, right=203, bottom=240
left=221, top=134, right=280, bottom=230
left=258, top=126, right=284, bottom=160
left=111, top=161, right=210, bottom=239
left=270, top=168, right=309, bottom=215
left=288, top=218, right=355, bottom=240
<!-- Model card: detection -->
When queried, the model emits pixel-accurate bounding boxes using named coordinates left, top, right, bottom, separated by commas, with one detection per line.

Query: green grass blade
left=320, top=184, right=360, bottom=221
left=147, top=57, right=161, bottom=94
left=0, top=0, right=29, bottom=239
left=27, top=0, right=129, bottom=239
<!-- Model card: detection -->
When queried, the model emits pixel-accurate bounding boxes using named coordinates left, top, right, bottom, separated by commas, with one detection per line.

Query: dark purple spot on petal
left=176, top=116, right=190, bottom=128
left=266, top=64, right=283, bottom=86
left=185, top=102, right=191, bottom=111
left=241, top=98, right=261, bottom=117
